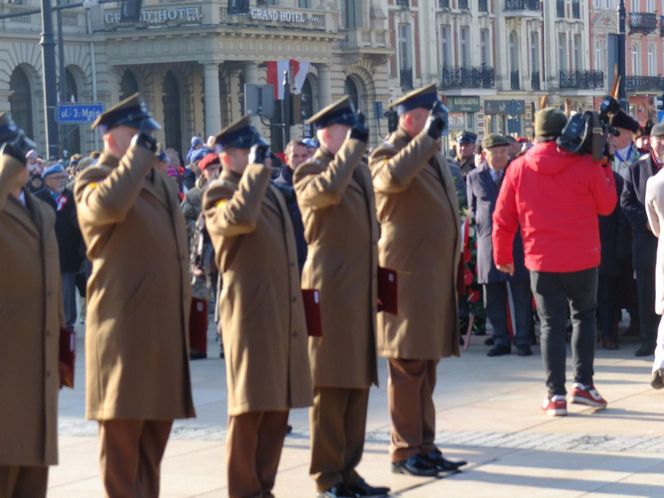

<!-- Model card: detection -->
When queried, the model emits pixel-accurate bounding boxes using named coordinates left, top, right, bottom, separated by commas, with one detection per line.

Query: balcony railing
left=559, top=70, right=605, bottom=90
left=629, top=13, right=657, bottom=35
left=439, top=0, right=450, bottom=8
left=458, top=0, right=469, bottom=9
left=531, top=71, right=540, bottom=91
left=479, top=0, right=488, bottom=12
left=400, top=68, right=413, bottom=91
left=510, top=70, right=520, bottom=90
left=556, top=0, right=564, bottom=17
left=625, top=76, right=664, bottom=93
left=505, top=0, right=540, bottom=11
left=441, top=65, right=495, bottom=89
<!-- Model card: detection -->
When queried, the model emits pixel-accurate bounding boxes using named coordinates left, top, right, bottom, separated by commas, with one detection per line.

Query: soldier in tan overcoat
left=75, top=94, right=195, bottom=498
left=294, top=98, right=389, bottom=498
left=369, top=84, right=467, bottom=476
left=0, top=114, right=63, bottom=498
left=203, top=117, right=312, bottom=498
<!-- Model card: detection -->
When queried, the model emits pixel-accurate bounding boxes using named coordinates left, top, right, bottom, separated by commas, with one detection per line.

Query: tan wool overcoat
left=203, top=165, right=312, bottom=416
left=294, top=138, right=379, bottom=389
left=369, top=128, right=461, bottom=360
left=0, top=155, right=62, bottom=466
left=75, top=146, right=195, bottom=421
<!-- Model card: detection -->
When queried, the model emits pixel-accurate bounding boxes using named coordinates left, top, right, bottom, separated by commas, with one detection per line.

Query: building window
left=559, top=32, right=568, bottom=70
left=344, top=76, right=359, bottom=110
left=631, top=0, right=637, bottom=10
left=648, top=43, right=656, bottom=76
left=342, top=0, right=362, bottom=29
left=9, top=67, right=33, bottom=139
left=460, top=26, right=470, bottom=67
left=647, top=0, right=655, bottom=11
left=480, top=29, right=490, bottom=66
left=120, top=69, right=139, bottom=100
left=441, top=24, right=452, bottom=67
left=573, top=34, right=582, bottom=70
left=632, top=42, right=640, bottom=75
left=298, top=0, right=311, bottom=7
left=398, top=23, right=413, bottom=89
left=509, top=31, right=519, bottom=90
left=595, top=39, right=604, bottom=72
left=572, top=0, right=581, bottom=18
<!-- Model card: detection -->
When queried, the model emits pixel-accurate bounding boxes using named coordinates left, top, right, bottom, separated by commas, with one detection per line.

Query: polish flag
left=266, top=60, right=290, bottom=100
left=266, top=59, right=310, bottom=99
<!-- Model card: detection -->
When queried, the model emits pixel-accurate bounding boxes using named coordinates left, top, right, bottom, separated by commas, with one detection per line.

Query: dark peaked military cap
left=456, top=130, right=478, bottom=144
left=390, top=83, right=439, bottom=115
left=305, top=96, right=356, bottom=129
left=91, top=93, right=160, bottom=134
left=215, top=116, right=265, bottom=150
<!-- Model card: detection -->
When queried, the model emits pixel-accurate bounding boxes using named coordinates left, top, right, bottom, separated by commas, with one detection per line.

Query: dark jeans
left=530, top=268, right=598, bottom=397
left=635, top=268, right=660, bottom=349
left=597, top=275, right=620, bottom=340
left=483, top=281, right=532, bottom=348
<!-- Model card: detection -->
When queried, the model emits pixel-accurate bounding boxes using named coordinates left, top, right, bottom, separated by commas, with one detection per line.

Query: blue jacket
left=272, top=166, right=307, bottom=273
left=467, top=164, right=528, bottom=284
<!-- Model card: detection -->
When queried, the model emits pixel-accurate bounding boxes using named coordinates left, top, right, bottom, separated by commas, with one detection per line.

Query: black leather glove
left=350, top=111, right=369, bottom=143
left=0, top=132, right=33, bottom=166
left=249, top=142, right=271, bottom=165
left=426, top=100, right=448, bottom=139
left=131, top=131, right=157, bottom=153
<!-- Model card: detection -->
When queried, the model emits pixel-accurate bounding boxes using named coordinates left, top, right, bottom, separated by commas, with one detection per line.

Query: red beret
left=198, top=152, right=220, bottom=171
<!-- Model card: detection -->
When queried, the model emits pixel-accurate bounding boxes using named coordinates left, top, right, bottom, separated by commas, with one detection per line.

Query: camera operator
left=492, top=107, right=617, bottom=417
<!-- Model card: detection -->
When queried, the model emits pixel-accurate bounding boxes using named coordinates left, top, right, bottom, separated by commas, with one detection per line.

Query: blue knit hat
left=42, top=163, right=66, bottom=179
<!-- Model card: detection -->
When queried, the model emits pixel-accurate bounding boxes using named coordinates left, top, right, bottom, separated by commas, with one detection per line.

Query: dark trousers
left=0, top=466, right=48, bottom=498
left=598, top=275, right=620, bottom=340
left=530, top=268, right=598, bottom=397
left=635, top=268, right=660, bottom=349
left=98, top=419, right=173, bottom=498
left=309, top=387, right=369, bottom=492
left=227, top=411, right=288, bottom=498
left=387, top=359, right=437, bottom=462
left=483, top=281, right=532, bottom=348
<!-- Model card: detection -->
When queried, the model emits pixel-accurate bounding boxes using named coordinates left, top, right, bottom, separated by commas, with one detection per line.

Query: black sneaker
left=516, top=345, right=533, bottom=356
left=391, top=455, right=438, bottom=477
left=487, top=344, right=511, bottom=357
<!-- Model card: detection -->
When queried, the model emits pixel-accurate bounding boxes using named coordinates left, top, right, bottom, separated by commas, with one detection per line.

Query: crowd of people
left=2, top=82, right=664, bottom=498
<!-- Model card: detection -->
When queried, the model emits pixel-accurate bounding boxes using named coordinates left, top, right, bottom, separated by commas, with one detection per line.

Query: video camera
left=556, top=96, right=621, bottom=162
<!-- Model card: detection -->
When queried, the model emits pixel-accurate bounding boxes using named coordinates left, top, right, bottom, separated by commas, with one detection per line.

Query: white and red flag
left=265, top=59, right=310, bottom=99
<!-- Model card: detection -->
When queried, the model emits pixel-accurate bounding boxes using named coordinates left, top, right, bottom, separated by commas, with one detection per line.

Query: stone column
left=243, top=62, right=258, bottom=85
left=204, top=62, right=222, bottom=136
left=317, top=63, right=331, bottom=107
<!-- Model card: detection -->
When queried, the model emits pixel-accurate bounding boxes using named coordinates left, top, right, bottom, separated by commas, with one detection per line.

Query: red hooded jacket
left=492, top=141, right=617, bottom=273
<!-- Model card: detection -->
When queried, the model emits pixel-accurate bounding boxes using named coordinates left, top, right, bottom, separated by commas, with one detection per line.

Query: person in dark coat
left=467, top=134, right=532, bottom=357
left=449, top=130, right=477, bottom=177
left=598, top=172, right=626, bottom=350
left=621, top=123, right=664, bottom=357
left=272, top=139, right=309, bottom=273
left=36, top=163, right=84, bottom=329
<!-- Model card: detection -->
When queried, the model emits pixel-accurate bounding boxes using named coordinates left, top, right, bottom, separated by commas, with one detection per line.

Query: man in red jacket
left=492, top=108, right=617, bottom=416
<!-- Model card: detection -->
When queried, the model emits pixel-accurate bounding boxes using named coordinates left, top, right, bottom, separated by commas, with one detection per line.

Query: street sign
left=56, top=103, right=105, bottom=124
left=658, top=110, right=664, bottom=123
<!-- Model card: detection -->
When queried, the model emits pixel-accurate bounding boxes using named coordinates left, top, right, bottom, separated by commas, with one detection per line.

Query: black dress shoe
left=317, top=483, right=357, bottom=498
left=484, top=337, right=494, bottom=346
left=391, top=454, right=439, bottom=477
left=635, top=344, right=655, bottom=357
left=487, top=344, right=511, bottom=357
left=651, top=369, right=664, bottom=390
left=424, top=449, right=467, bottom=472
left=347, top=478, right=390, bottom=496
left=516, top=345, right=533, bottom=356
